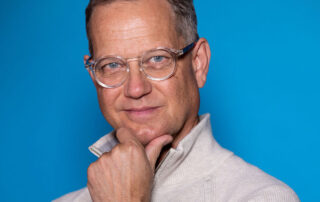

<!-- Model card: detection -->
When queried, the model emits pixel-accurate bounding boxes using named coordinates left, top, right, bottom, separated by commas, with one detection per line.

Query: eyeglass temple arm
left=85, top=57, right=93, bottom=69
left=180, top=36, right=200, bottom=55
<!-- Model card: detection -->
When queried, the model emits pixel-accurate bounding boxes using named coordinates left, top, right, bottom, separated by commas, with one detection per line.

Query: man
left=55, top=0, right=299, bottom=201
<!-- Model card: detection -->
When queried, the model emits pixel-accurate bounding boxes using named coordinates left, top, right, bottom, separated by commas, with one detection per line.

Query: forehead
left=89, top=0, right=181, bottom=58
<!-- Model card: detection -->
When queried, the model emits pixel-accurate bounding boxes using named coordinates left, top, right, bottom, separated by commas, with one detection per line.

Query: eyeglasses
left=85, top=39, right=198, bottom=88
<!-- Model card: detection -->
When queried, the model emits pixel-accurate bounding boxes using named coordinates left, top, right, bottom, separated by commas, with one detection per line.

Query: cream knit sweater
left=54, top=114, right=299, bottom=202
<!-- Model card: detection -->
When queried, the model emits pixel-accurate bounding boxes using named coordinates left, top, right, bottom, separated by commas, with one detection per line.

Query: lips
left=123, top=106, right=160, bottom=121
left=125, top=106, right=158, bottom=111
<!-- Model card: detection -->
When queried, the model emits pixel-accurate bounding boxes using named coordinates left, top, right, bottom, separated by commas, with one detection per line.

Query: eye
left=142, top=50, right=173, bottom=69
left=104, top=62, right=121, bottom=69
left=150, top=56, right=165, bottom=63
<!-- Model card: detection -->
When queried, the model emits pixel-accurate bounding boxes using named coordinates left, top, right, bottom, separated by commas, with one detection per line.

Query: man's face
left=88, top=0, right=203, bottom=146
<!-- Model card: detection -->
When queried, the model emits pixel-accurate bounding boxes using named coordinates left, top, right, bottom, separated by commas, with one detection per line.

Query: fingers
left=115, top=127, right=173, bottom=172
left=145, top=135, right=173, bottom=171
left=116, top=128, right=142, bottom=146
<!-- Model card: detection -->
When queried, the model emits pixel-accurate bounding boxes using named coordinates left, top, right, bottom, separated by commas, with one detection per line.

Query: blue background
left=0, top=0, right=319, bottom=201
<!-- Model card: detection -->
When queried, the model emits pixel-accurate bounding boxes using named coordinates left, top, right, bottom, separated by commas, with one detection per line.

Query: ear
left=84, top=55, right=98, bottom=87
left=191, top=38, right=211, bottom=88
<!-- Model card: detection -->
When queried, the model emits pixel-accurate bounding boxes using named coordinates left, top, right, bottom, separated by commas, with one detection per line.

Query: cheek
left=96, top=87, right=121, bottom=125
left=173, top=62, right=198, bottom=110
left=162, top=70, right=194, bottom=116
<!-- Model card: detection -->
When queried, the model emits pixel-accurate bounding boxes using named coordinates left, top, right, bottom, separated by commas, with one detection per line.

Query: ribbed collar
left=88, top=114, right=231, bottom=188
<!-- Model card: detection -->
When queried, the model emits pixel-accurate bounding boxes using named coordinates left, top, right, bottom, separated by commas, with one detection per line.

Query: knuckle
left=126, top=141, right=138, bottom=150
left=110, top=145, right=122, bottom=158
left=125, top=141, right=142, bottom=154
left=99, top=152, right=110, bottom=162
left=111, top=144, right=121, bottom=153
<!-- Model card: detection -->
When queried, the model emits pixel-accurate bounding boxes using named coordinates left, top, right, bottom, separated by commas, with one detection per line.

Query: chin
left=129, top=124, right=169, bottom=146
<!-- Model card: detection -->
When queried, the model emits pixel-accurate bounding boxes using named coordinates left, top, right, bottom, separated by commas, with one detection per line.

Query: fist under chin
left=128, top=129, right=170, bottom=146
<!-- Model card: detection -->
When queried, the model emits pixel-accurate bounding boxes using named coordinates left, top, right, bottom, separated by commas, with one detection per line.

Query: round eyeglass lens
left=142, top=49, right=175, bottom=79
left=94, top=57, right=128, bottom=87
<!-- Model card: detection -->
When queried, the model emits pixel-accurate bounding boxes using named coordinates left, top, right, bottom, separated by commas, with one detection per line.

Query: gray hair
left=85, top=0, right=198, bottom=56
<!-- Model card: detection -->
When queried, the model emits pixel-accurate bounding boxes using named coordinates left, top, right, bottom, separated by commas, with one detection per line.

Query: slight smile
left=124, top=106, right=161, bottom=121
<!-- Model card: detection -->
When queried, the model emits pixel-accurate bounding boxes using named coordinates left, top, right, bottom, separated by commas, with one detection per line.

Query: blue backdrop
left=0, top=0, right=319, bottom=201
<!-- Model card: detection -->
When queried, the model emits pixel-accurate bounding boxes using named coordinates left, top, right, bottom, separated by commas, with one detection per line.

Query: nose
left=124, top=61, right=152, bottom=99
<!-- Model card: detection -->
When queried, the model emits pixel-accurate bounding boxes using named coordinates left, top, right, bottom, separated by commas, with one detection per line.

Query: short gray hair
left=85, top=0, right=198, bottom=56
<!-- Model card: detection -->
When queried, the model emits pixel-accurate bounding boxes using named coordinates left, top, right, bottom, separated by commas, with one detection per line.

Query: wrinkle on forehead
left=105, top=19, right=163, bottom=41
left=89, top=0, right=181, bottom=58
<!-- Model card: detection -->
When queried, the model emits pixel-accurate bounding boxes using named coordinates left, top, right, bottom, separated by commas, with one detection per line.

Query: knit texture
left=54, top=114, right=299, bottom=202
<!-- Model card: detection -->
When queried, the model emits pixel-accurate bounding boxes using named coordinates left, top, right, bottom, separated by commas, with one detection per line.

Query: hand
left=87, top=128, right=173, bottom=202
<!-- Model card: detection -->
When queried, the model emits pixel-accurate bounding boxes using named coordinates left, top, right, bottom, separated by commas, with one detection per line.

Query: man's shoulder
left=210, top=153, right=300, bottom=201
left=53, top=187, right=91, bottom=202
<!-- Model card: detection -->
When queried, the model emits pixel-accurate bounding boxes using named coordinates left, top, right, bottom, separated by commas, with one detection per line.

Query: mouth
left=123, top=106, right=160, bottom=121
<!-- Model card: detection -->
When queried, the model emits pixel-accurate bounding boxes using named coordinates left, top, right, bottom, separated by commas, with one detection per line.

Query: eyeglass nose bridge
left=125, top=57, right=155, bottom=88
left=123, top=58, right=152, bottom=89
left=125, top=57, right=144, bottom=73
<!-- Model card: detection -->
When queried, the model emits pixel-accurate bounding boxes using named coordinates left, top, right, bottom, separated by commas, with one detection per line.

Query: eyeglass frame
left=85, top=38, right=199, bottom=88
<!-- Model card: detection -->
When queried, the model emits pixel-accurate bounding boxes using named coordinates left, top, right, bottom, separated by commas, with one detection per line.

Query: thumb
left=145, top=135, right=173, bottom=171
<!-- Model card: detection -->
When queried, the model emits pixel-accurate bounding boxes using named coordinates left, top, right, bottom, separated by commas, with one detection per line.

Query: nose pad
left=138, top=66, right=146, bottom=76
left=126, top=59, right=147, bottom=78
left=126, top=58, right=143, bottom=77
